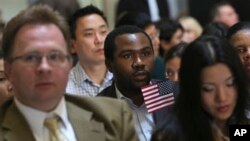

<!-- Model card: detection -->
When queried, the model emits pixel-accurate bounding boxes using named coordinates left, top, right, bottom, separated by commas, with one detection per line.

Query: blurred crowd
left=0, top=0, right=250, bottom=141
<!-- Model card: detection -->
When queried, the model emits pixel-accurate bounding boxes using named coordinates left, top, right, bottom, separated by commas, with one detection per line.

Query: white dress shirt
left=115, top=85, right=155, bottom=141
left=14, top=97, right=77, bottom=141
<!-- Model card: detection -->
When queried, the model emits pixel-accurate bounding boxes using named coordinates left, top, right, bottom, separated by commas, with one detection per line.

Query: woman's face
left=200, top=63, right=237, bottom=123
left=165, top=56, right=181, bottom=82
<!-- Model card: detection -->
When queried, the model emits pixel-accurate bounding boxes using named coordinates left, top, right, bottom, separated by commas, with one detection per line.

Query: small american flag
left=141, top=80, right=175, bottom=113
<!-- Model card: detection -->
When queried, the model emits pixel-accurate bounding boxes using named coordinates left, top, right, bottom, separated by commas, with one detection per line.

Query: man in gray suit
left=0, top=5, right=138, bottom=141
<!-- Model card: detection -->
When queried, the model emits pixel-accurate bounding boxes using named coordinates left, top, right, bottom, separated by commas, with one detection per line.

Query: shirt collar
left=114, top=83, right=146, bottom=109
left=72, top=62, right=89, bottom=85
left=14, top=96, right=69, bottom=138
left=72, top=62, right=113, bottom=85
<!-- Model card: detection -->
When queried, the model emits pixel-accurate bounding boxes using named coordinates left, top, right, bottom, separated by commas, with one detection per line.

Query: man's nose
left=37, top=57, right=52, bottom=72
left=132, top=55, right=145, bottom=68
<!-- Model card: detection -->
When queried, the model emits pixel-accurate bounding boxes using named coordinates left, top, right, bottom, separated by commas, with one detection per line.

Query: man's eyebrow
left=82, top=24, right=108, bottom=32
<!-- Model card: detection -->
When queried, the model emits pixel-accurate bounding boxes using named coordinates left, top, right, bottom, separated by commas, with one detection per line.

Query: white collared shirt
left=115, top=85, right=154, bottom=141
left=14, top=97, right=77, bottom=141
left=66, top=62, right=113, bottom=97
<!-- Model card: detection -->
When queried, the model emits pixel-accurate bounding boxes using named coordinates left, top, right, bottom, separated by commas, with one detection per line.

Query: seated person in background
left=155, top=19, right=184, bottom=58
left=164, top=42, right=187, bottom=82
left=116, top=12, right=165, bottom=80
left=178, top=16, right=203, bottom=44
left=227, top=22, right=250, bottom=81
left=0, top=5, right=138, bottom=141
left=98, top=25, right=178, bottom=141
left=151, top=36, right=250, bottom=141
left=0, top=48, right=12, bottom=105
left=66, top=5, right=113, bottom=97
left=210, top=1, right=239, bottom=28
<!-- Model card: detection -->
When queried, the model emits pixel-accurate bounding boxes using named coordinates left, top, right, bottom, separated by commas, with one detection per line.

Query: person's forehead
left=219, top=5, right=234, bottom=13
left=115, top=33, right=149, bottom=44
left=231, top=29, right=250, bottom=41
left=76, top=14, right=107, bottom=28
left=12, top=24, right=67, bottom=51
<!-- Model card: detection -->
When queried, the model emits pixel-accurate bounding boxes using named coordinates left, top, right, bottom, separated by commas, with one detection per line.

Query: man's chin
left=134, top=81, right=150, bottom=88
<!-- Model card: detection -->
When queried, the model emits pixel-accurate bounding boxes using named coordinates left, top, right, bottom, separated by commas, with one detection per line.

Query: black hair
left=156, top=18, right=183, bottom=42
left=202, top=22, right=228, bottom=38
left=115, top=12, right=153, bottom=30
left=175, top=35, right=249, bottom=141
left=104, top=25, right=152, bottom=61
left=68, top=5, right=107, bottom=39
left=227, top=21, right=250, bottom=40
left=164, top=42, right=187, bottom=63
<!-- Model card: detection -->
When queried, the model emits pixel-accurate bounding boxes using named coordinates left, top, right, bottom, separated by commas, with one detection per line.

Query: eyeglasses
left=10, top=51, right=71, bottom=67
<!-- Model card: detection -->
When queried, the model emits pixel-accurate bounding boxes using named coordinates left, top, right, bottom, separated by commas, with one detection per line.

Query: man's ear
left=70, top=39, right=77, bottom=54
left=105, top=59, right=113, bottom=73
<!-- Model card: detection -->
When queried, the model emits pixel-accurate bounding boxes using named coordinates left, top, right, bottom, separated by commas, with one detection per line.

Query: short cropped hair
left=156, top=19, right=183, bottom=42
left=227, top=21, right=250, bottom=40
left=2, top=4, right=71, bottom=62
left=104, top=25, right=152, bottom=61
left=68, top=5, right=108, bottom=39
left=115, top=12, right=153, bottom=30
left=202, top=22, right=228, bottom=38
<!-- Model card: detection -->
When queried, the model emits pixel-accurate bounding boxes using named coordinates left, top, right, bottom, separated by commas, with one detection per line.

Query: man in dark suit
left=0, top=5, right=138, bottom=141
left=98, top=25, right=176, bottom=141
left=116, top=0, right=169, bottom=22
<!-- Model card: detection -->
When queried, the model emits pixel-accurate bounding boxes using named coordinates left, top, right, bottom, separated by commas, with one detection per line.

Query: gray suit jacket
left=0, top=95, right=138, bottom=141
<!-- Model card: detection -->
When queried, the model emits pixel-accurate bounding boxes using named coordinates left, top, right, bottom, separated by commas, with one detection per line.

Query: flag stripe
left=146, top=98, right=174, bottom=108
left=148, top=101, right=174, bottom=113
left=145, top=94, right=174, bottom=105
left=142, top=88, right=158, bottom=96
left=144, top=93, right=173, bottom=102
left=143, top=92, right=159, bottom=100
left=141, top=80, right=175, bottom=113
left=148, top=100, right=174, bottom=110
left=141, top=84, right=158, bottom=92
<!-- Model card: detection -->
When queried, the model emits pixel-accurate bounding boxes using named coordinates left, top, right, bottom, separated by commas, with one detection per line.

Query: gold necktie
left=44, top=117, right=68, bottom=141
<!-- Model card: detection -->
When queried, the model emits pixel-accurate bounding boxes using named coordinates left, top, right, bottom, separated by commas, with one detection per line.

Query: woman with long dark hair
left=152, top=35, right=250, bottom=141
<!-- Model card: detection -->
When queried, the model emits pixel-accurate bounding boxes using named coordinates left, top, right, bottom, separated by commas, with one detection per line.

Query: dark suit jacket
left=116, top=0, right=169, bottom=21
left=0, top=95, right=138, bottom=141
left=97, top=80, right=178, bottom=126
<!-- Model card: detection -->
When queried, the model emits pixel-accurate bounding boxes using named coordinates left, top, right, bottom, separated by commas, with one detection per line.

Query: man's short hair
left=2, top=4, right=71, bottom=62
left=104, top=25, right=152, bottom=61
left=68, top=5, right=108, bottom=39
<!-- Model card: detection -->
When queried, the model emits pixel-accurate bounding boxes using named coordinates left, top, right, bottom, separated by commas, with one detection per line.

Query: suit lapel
left=66, top=100, right=105, bottom=141
left=153, top=107, right=173, bottom=126
left=98, top=83, right=117, bottom=98
left=2, top=102, right=36, bottom=141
